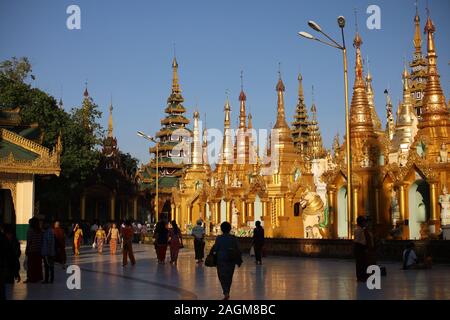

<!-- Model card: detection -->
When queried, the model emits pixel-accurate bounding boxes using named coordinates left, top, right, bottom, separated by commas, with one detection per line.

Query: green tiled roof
left=0, top=140, right=39, bottom=160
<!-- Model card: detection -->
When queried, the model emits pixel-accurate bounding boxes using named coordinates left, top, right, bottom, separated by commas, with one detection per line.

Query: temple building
left=379, top=12, right=450, bottom=240
left=144, top=6, right=449, bottom=241
left=322, top=29, right=384, bottom=239
left=137, top=57, right=191, bottom=222
left=0, top=108, right=61, bottom=240
left=77, top=92, right=143, bottom=224
left=173, top=74, right=324, bottom=238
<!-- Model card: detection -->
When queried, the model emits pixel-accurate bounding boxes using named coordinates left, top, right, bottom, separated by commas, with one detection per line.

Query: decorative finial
left=276, top=64, right=285, bottom=92
left=83, top=80, right=89, bottom=97
left=239, top=71, right=246, bottom=101
left=240, top=70, right=244, bottom=91
left=354, top=8, right=358, bottom=32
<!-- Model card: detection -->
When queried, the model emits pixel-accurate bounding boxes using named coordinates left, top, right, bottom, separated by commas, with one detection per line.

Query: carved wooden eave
left=320, top=166, right=362, bottom=187
left=379, top=162, right=401, bottom=185
left=398, top=150, right=437, bottom=182
left=0, top=128, right=61, bottom=176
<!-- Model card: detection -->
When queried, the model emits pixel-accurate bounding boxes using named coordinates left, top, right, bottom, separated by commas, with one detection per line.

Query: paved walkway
left=6, top=244, right=450, bottom=300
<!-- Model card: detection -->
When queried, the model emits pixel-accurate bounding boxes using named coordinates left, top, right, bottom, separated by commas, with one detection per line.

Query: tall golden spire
left=238, top=70, right=247, bottom=130
left=384, top=89, right=395, bottom=140
left=298, top=73, right=305, bottom=103
left=307, top=86, right=326, bottom=159
left=221, top=97, right=234, bottom=165
left=291, top=73, right=310, bottom=156
left=413, top=0, right=422, bottom=53
left=349, top=31, right=375, bottom=138
left=171, top=57, right=181, bottom=94
left=419, top=12, right=450, bottom=128
left=107, top=98, right=114, bottom=138
left=274, top=71, right=289, bottom=129
left=365, top=59, right=383, bottom=134
left=390, top=67, right=418, bottom=154
left=191, top=111, right=202, bottom=166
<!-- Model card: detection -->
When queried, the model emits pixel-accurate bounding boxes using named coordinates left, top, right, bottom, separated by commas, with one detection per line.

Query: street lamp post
left=299, top=16, right=353, bottom=238
left=137, top=131, right=159, bottom=223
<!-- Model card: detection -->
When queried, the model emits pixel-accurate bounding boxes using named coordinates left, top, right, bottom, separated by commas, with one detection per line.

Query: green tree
left=0, top=57, right=105, bottom=217
left=0, top=57, right=34, bottom=83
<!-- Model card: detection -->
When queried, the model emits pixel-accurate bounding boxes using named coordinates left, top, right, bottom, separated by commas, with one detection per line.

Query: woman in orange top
left=73, top=224, right=83, bottom=256
left=95, top=225, right=106, bottom=254
left=107, top=223, right=120, bottom=255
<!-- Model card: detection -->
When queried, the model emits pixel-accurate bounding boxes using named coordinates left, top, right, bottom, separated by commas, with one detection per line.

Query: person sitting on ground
left=402, top=242, right=432, bottom=270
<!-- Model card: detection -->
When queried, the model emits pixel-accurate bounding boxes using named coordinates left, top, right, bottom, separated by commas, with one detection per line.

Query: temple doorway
left=0, top=189, right=15, bottom=226
left=337, top=186, right=348, bottom=238
left=408, top=180, right=430, bottom=239
left=254, top=196, right=262, bottom=225
left=161, top=200, right=172, bottom=222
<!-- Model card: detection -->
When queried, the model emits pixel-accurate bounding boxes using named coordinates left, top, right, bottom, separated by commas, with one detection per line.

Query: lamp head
left=298, top=31, right=315, bottom=40
left=308, top=20, right=322, bottom=32
left=337, top=16, right=346, bottom=28
left=137, top=131, right=145, bottom=137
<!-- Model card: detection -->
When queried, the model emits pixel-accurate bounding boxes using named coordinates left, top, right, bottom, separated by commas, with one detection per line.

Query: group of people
left=72, top=223, right=121, bottom=255
left=153, top=220, right=184, bottom=264
left=354, top=215, right=432, bottom=283
left=0, top=217, right=68, bottom=289
left=72, top=220, right=137, bottom=267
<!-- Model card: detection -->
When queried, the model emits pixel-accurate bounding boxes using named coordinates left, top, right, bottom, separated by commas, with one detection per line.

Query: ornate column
left=80, top=193, right=86, bottom=221
left=430, top=181, right=440, bottom=234
left=170, top=204, right=175, bottom=222
left=248, top=201, right=254, bottom=222
left=399, top=184, right=406, bottom=222
left=133, top=197, right=138, bottom=221
left=327, top=186, right=337, bottom=238
left=353, top=187, right=359, bottom=223
left=281, top=197, right=285, bottom=216
left=187, top=206, right=192, bottom=225
left=375, top=187, right=380, bottom=224
left=110, top=193, right=116, bottom=221
left=241, top=201, right=246, bottom=225
left=226, top=200, right=231, bottom=222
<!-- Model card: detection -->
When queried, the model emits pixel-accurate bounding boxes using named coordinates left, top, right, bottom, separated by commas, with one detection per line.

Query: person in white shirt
left=191, top=219, right=206, bottom=263
left=403, top=242, right=419, bottom=269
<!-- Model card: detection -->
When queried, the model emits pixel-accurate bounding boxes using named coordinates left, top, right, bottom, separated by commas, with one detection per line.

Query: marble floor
left=6, top=244, right=450, bottom=300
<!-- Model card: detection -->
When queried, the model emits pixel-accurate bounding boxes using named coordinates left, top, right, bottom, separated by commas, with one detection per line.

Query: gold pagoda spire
left=191, top=110, right=202, bottom=166
left=221, top=97, right=234, bottom=165
left=291, top=73, right=311, bottom=156
left=419, top=13, right=450, bottom=128
left=107, top=98, right=114, bottom=138
left=171, top=57, right=181, bottom=94
left=239, top=70, right=247, bottom=130
left=298, top=73, right=305, bottom=103
left=307, top=86, right=326, bottom=159
left=349, top=31, right=375, bottom=138
left=365, top=59, right=383, bottom=134
left=202, top=114, right=210, bottom=170
left=384, top=89, right=395, bottom=140
left=274, top=71, right=289, bottom=129
left=413, top=0, right=422, bottom=53
left=390, top=67, right=418, bottom=153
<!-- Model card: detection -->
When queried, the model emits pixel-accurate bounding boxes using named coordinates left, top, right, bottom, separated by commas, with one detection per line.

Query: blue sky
left=1, top=0, right=449, bottom=164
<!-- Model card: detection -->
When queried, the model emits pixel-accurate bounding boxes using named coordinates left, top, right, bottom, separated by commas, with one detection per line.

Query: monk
left=53, top=221, right=66, bottom=269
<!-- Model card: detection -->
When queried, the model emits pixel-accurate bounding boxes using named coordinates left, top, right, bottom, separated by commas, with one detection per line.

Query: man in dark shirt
left=252, top=221, right=265, bottom=265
